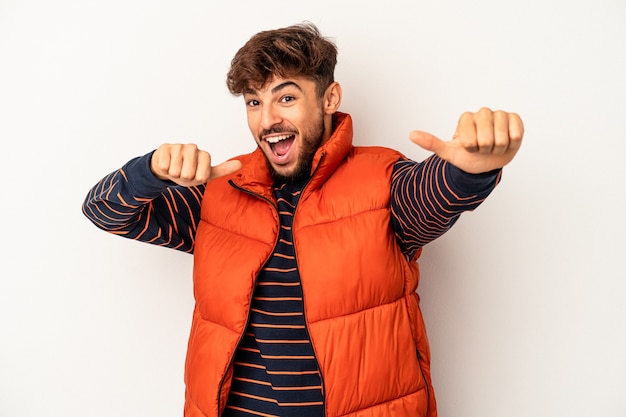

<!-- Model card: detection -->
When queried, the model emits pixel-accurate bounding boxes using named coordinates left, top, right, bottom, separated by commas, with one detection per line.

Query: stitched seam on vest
left=307, top=295, right=404, bottom=325
left=295, top=206, right=389, bottom=230
left=195, top=313, right=243, bottom=335
left=203, top=219, right=275, bottom=246
left=186, top=391, right=209, bottom=417
left=336, top=385, right=427, bottom=417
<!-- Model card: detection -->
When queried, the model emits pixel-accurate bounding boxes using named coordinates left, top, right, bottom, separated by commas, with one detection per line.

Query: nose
left=260, top=103, right=282, bottom=131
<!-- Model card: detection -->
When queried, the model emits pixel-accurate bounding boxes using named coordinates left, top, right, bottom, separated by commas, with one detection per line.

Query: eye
left=280, top=95, right=295, bottom=104
left=246, top=99, right=260, bottom=107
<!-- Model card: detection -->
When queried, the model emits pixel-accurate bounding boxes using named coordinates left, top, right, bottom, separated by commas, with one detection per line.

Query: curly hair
left=226, top=22, right=338, bottom=98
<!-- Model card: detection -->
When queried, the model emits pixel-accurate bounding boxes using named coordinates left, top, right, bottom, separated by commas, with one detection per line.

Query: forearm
left=391, top=155, right=501, bottom=258
left=82, top=152, right=203, bottom=253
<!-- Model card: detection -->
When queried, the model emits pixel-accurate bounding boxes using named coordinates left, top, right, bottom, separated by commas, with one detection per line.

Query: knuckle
left=494, top=110, right=507, bottom=119
left=460, top=111, right=474, bottom=120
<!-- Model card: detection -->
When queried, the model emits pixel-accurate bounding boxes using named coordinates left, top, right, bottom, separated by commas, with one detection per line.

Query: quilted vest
left=184, top=113, right=437, bottom=417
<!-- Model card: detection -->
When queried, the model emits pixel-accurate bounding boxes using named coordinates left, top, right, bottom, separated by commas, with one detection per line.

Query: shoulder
left=350, top=145, right=405, bottom=161
left=325, top=146, right=404, bottom=187
left=346, top=146, right=406, bottom=171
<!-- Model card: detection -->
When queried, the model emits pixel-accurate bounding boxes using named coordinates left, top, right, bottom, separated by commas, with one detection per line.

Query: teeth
left=265, top=134, right=292, bottom=144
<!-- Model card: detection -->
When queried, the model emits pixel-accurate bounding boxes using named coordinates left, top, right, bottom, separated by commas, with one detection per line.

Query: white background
left=1, top=1, right=625, bottom=416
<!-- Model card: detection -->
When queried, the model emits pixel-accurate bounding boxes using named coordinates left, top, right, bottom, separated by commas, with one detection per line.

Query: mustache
left=259, top=126, right=298, bottom=138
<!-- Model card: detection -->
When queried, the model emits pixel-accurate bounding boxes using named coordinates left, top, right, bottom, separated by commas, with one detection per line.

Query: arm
left=392, top=107, right=524, bottom=259
left=81, top=152, right=205, bottom=253
left=390, top=155, right=500, bottom=259
left=82, top=143, right=242, bottom=253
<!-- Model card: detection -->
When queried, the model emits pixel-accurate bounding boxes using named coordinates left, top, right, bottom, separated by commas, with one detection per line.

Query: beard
left=264, top=113, right=326, bottom=185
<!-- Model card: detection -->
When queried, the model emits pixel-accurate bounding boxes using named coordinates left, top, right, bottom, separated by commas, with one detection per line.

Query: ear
left=323, top=82, right=342, bottom=114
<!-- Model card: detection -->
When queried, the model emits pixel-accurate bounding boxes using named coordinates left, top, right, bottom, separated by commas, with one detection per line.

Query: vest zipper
left=216, top=182, right=279, bottom=417
left=218, top=153, right=328, bottom=417
left=290, top=158, right=328, bottom=417
left=291, top=241, right=327, bottom=417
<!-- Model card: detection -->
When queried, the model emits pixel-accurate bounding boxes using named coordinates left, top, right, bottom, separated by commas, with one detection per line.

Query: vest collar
left=230, top=112, right=353, bottom=197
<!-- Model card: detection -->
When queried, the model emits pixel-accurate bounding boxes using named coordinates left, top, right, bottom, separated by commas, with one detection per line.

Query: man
left=83, top=22, right=523, bottom=417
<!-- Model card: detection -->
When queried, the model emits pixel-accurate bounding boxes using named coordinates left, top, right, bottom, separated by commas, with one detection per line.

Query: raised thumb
left=409, top=130, right=446, bottom=154
left=210, top=159, right=242, bottom=180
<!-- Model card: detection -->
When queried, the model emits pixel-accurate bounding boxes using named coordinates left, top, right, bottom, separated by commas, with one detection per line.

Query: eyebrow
left=272, top=81, right=303, bottom=94
left=244, top=81, right=303, bottom=96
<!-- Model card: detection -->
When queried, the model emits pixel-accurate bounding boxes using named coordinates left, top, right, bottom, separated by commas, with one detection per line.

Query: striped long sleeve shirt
left=82, top=151, right=500, bottom=417
left=223, top=180, right=325, bottom=417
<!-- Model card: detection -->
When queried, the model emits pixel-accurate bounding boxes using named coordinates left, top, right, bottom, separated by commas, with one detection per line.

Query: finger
left=475, top=107, right=494, bottom=154
left=492, top=110, right=510, bottom=155
left=210, top=159, right=243, bottom=180
left=151, top=145, right=175, bottom=180
left=193, top=150, right=212, bottom=183
left=178, top=145, right=200, bottom=181
left=409, top=130, right=448, bottom=155
left=165, top=144, right=191, bottom=179
left=508, top=112, right=525, bottom=143
left=455, top=111, right=478, bottom=152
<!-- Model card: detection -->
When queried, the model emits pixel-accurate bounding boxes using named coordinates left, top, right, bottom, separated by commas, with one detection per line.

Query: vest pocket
left=415, top=349, right=431, bottom=410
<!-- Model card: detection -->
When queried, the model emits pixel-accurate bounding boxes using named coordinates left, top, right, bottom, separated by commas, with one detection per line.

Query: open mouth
left=266, top=134, right=296, bottom=157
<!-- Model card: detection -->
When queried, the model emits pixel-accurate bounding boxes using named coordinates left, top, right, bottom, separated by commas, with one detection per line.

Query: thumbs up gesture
left=410, top=107, right=524, bottom=174
left=151, top=143, right=242, bottom=187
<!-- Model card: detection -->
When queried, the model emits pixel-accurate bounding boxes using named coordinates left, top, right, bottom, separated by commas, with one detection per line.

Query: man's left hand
left=410, top=107, right=524, bottom=174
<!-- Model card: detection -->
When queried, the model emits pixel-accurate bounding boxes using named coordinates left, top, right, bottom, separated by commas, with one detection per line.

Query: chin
left=268, top=162, right=311, bottom=184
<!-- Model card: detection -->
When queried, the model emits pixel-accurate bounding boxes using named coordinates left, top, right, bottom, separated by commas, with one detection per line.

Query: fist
left=151, top=143, right=241, bottom=187
left=410, top=107, right=524, bottom=174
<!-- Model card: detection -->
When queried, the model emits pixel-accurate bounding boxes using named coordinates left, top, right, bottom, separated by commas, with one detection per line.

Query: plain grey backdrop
left=1, top=0, right=625, bottom=416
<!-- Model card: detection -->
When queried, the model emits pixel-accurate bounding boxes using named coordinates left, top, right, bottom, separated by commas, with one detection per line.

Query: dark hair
left=226, top=22, right=337, bottom=98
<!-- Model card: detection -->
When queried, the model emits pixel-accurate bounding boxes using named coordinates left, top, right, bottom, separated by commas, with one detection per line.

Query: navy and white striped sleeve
left=390, top=154, right=501, bottom=259
left=81, top=151, right=204, bottom=253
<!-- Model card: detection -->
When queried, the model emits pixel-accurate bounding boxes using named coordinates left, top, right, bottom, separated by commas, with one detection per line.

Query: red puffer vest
left=184, top=112, right=437, bottom=417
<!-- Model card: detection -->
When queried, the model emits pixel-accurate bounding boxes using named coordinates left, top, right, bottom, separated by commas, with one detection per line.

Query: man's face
left=244, top=76, right=329, bottom=183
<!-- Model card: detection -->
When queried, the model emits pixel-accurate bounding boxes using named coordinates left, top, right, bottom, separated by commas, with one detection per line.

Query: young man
left=83, top=23, right=523, bottom=417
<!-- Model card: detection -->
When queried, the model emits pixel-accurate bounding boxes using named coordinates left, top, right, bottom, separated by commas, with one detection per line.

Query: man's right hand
left=150, top=143, right=242, bottom=187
